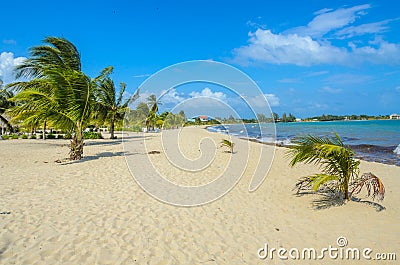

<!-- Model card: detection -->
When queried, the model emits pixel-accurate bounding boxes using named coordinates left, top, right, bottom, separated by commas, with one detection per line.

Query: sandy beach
left=1, top=126, right=399, bottom=264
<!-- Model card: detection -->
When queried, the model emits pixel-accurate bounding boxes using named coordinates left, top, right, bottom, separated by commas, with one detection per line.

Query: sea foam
left=394, top=144, right=400, bottom=155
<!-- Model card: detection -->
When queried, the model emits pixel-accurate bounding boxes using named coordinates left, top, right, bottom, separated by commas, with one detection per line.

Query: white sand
left=1, top=127, right=399, bottom=264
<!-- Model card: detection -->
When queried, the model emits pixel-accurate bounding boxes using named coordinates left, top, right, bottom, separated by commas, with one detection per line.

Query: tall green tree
left=287, top=133, right=385, bottom=201
left=95, top=70, right=139, bottom=139
left=146, top=94, right=161, bottom=113
left=0, top=79, right=15, bottom=133
left=8, top=36, right=110, bottom=160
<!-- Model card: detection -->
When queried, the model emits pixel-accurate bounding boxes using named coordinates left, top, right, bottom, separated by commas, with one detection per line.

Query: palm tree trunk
left=0, top=115, right=14, bottom=133
left=69, top=124, right=84, bottom=160
left=43, top=120, right=47, bottom=140
left=344, top=180, right=349, bottom=200
left=110, top=115, right=115, bottom=139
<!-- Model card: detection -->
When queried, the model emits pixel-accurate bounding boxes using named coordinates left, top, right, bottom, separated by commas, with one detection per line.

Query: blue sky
left=1, top=0, right=400, bottom=118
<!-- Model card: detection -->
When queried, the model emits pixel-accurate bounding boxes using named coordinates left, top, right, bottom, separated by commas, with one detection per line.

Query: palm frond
left=295, top=174, right=340, bottom=193
left=221, top=139, right=234, bottom=153
left=349, top=172, right=385, bottom=201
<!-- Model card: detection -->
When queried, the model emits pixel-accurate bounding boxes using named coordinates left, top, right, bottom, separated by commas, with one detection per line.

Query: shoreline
left=205, top=123, right=400, bottom=167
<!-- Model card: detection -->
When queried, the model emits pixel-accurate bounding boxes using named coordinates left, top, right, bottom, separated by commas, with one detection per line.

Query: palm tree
left=8, top=36, right=110, bottom=160
left=221, top=139, right=234, bottom=153
left=146, top=94, right=161, bottom=113
left=287, top=133, right=385, bottom=201
left=0, top=79, right=15, bottom=133
left=95, top=70, right=139, bottom=139
left=145, top=110, right=157, bottom=131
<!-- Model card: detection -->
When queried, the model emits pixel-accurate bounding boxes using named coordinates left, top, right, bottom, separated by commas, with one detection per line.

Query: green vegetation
left=287, top=133, right=385, bottom=201
left=125, top=101, right=186, bottom=131
left=304, top=114, right=390, bottom=121
left=21, top=134, right=28, bottom=139
left=30, top=134, right=36, bottom=139
left=221, top=139, right=234, bottom=153
left=1, top=134, right=10, bottom=140
left=7, top=37, right=114, bottom=160
left=83, top=131, right=103, bottom=139
left=94, top=72, right=139, bottom=139
left=0, top=79, right=15, bottom=133
left=46, top=134, right=56, bottom=139
left=11, top=134, right=19, bottom=139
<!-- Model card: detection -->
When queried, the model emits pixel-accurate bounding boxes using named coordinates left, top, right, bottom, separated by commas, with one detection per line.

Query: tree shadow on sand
left=63, top=150, right=140, bottom=164
left=295, top=191, right=386, bottom=212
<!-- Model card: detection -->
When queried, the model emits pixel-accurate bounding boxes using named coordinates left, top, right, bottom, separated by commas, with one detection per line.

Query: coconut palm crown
left=94, top=68, right=139, bottom=139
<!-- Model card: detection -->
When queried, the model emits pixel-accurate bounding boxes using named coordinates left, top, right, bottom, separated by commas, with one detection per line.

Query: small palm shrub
left=1, top=135, right=10, bottom=140
left=221, top=139, right=234, bottom=153
left=30, top=134, right=37, bottom=139
left=21, top=134, right=28, bottom=139
left=11, top=134, right=19, bottom=139
left=287, top=133, right=385, bottom=201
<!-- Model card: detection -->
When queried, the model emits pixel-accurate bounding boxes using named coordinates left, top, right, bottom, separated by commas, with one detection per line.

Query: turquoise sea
left=208, top=120, right=400, bottom=166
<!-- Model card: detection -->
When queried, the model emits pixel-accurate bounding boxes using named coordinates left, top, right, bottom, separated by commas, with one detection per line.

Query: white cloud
left=3, top=39, right=16, bottom=45
left=232, top=4, right=400, bottom=66
left=160, top=88, right=185, bottom=104
left=189, top=87, right=227, bottom=100
left=320, top=86, right=342, bottom=94
left=132, top=74, right=151, bottom=78
left=335, top=19, right=393, bottom=39
left=286, top=4, right=371, bottom=38
left=0, top=52, right=26, bottom=83
left=277, top=78, right=300, bottom=83
left=305, top=70, right=329, bottom=77
left=265, top=94, right=280, bottom=106
left=244, top=93, right=280, bottom=109
left=233, top=29, right=347, bottom=66
left=324, top=73, right=372, bottom=85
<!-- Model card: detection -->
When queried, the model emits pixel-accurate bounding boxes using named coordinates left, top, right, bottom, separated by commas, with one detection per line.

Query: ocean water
left=208, top=120, right=400, bottom=166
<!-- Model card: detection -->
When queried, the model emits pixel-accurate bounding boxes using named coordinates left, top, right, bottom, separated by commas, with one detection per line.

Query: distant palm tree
left=0, top=79, right=15, bottom=133
left=146, top=94, right=162, bottom=113
left=145, top=110, right=157, bottom=131
left=287, top=133, right=385, bottom=201
left=95, top=70, right=139, bottom=139
left=8, top=36, right=110, bottom=160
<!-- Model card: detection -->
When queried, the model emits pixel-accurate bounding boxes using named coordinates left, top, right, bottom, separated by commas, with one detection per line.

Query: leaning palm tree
left=287, top=133, right=385, bottom=201
left=8, top=36, right=111, bottom=160
left=0, top=79, right=15, bottom=133
left=94, top=70, right=139, bottom=139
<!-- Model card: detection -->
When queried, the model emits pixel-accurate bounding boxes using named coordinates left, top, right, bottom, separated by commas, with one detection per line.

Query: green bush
left=47, top=134, right=56, bottom=139
left=57, top=134, right=64, bottom=139
left=1, top=135, right=10, bottom=140
left=131, top=125, right=142, bottom=132
left=38, top=134, right=43, bottom=139
left=21, top=134, right=28, bottom=139
left=83, top=131, right=103, bottom=139
left=30, top=134, right=37, bottom=139
left=11, top=134, right=19, bottom=139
